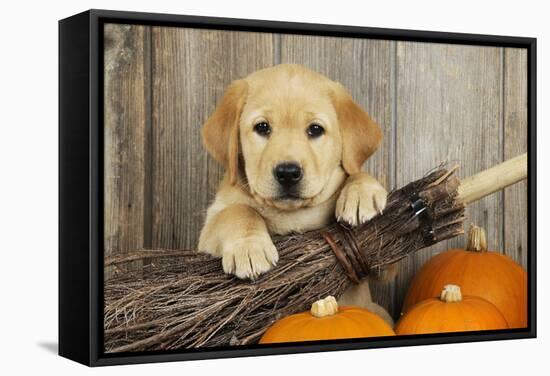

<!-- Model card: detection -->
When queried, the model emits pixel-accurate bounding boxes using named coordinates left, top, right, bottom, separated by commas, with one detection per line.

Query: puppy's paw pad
left=222, top=236, right=278, bottom=279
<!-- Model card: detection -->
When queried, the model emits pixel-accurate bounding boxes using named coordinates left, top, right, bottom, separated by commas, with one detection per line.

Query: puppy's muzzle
left=274, top=162, right=303, bottom=188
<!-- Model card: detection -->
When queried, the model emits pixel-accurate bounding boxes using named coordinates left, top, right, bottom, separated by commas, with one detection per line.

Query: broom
left=104, top=153, right=528, bottom=352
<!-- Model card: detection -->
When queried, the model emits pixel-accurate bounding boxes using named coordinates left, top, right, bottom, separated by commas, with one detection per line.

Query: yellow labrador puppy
left=198, top=64, right=392, bottom=323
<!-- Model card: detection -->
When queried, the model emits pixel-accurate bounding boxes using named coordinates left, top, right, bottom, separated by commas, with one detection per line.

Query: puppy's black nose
left=274, top=162, right=303, bottom=187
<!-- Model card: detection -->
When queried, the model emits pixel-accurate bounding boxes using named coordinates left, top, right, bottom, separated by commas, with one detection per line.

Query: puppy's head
left=202, top=64, right=382, bottom=210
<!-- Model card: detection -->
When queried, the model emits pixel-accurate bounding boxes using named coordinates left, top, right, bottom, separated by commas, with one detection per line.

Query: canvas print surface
left=102, top=23, right=528, bottom=353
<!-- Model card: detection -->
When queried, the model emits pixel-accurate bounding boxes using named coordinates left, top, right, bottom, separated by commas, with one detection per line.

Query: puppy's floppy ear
left=331, top=82, right=383, bottom=175
left=201, top=80, right=248, bottom=184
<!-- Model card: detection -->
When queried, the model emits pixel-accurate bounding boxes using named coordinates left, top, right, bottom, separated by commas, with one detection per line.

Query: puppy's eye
left=307, top=123, right=325, bottom=138
left=253, top=122, right=271, bottom=137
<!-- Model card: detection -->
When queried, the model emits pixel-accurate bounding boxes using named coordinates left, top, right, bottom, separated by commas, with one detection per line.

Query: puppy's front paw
left=336, top=177, right=387, bottom=226
left=221, top=234, right=279, bottom=279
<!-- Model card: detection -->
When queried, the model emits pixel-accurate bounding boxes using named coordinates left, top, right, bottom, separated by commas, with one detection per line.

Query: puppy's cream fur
left=198, top=64, right=392, bottom=324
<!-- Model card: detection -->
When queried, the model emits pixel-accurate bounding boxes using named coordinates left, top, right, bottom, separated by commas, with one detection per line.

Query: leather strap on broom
left=104, top=153, right=528, bottom=352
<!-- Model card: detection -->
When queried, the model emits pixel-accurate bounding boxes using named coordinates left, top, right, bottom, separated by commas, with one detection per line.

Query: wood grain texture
left=151, top=27, right=274, bottom=250
left=393, top=42, right=504, bottom=315
left=103, top=24, right=150, bottom=275
left=503, top=48, right=528, bottom=266
left=280, top=35, right=397, bottom=315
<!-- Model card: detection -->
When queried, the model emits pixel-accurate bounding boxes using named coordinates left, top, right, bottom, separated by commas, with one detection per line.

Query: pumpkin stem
left=466, top=224, right=488, bottom=252
left=311, top=296, right=339, bottom=318
left=440, top=284, right=462, bottom=302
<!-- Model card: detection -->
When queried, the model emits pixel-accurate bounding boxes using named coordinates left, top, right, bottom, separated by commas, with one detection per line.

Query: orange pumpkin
left=402, top=225, right=527, bottom=328
left=396, top=284, right=509, bottom=334
left=259, top=296, right=395, bottom=344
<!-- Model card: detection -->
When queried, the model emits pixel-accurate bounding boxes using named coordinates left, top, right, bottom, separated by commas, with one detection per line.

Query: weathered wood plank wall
left=503, top=48, right=528, bottom=268
left=103, top=24, right=528, bottom=318
left=103, top=24, right=150, bottom=275
left=393, top=42, right=504, bottom=312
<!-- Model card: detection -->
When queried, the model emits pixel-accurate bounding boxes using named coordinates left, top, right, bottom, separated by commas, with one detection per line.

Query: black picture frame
left=59, top=9, right=537, bottom=367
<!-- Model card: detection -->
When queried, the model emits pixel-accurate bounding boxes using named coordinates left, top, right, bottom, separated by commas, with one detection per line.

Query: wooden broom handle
left=457, top=153, right=528, bottom=205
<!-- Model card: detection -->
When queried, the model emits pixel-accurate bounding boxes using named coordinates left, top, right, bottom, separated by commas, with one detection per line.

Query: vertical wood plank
left=151, top=28, right=274, bottom=250
left=503, top=48, right=528, bottom=266
left=103, top=24, right=150, bottom=274
left=393, top=42, right=504, bottom=314
left=280, top=35, right=396, bottom=315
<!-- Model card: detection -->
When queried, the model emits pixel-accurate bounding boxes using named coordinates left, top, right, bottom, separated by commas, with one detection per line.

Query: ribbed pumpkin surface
left=259, top=306, right=395, bottom=343
left=402, top=249, right=527, bottom=328
left=396, top=293, right=508, bottom=334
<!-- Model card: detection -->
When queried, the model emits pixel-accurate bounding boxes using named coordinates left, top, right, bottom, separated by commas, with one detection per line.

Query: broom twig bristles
left=104, top=167, right=464, bottom=352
